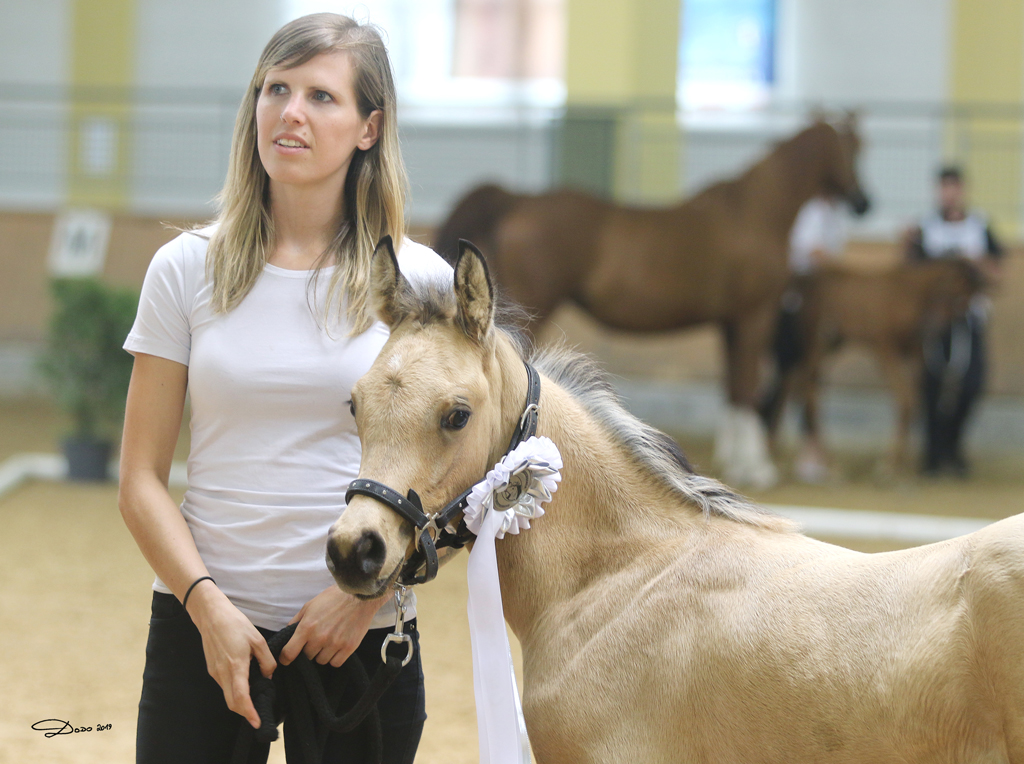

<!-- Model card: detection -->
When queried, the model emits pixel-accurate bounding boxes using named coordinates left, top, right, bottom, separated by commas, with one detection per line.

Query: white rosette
left=464, top=436, right=562, bottom=539
left=464, top=435, right=562, bottom=764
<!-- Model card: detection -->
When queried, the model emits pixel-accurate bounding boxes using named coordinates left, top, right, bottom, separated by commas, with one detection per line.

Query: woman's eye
left=442, top=409, right=471, bottom=430
left=313, top=90, right=332, bottom=102
left=268, top=83, right=287, bottom=95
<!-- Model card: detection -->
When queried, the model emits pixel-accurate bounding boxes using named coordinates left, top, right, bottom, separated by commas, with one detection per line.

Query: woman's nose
left=280, top=95, right=306, bottom=124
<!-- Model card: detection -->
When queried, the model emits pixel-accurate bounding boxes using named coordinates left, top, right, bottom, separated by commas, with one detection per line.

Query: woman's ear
left=371, top=236, right=410, bottom=328
left=454, top=239, right=495, bottom=343
left=358, top=110, right=382, bottom=151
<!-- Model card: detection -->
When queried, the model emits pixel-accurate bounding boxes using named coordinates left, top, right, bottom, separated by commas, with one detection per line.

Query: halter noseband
left=345, top=362, right=542, bottom=586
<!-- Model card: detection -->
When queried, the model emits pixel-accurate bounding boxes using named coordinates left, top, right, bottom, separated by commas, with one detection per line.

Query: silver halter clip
left=380, top=584, right=414, bottom=667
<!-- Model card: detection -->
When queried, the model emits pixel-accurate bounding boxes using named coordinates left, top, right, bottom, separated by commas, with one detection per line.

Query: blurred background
left=2, top=1, right=1023, bottom=762
left=2, top=0, right=1024, bottom=439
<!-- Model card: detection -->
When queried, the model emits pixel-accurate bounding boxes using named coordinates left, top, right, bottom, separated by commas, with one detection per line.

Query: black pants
left=922, top=315, right=986, bottom=473
left=136, top=592, right=425, bottom=764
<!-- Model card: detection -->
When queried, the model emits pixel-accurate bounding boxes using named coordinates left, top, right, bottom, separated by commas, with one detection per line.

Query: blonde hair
left=207, top=13, right=406, bottom=334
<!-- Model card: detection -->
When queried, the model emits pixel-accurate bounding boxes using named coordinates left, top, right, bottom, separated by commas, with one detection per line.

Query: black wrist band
left=182, top=575, right=216, bottom=611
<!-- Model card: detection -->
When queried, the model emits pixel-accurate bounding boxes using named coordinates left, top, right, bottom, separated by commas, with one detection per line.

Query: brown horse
left=434, top=118, right=869, bottom=487
left=764, top=258, right=982, bottom=479
left=328, top=241, right=1024, bottom=763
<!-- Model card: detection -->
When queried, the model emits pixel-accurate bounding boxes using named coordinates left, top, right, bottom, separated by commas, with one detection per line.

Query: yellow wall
left=68, top=0, right=136, bottom=209
left=562, top=0, right=681, bottom=202
left=948, top=0, right=1024, bottom=237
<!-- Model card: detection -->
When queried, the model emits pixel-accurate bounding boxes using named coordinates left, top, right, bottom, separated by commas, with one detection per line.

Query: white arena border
left=0, top=452, right=993, bottom=545
left=0, top=452, right=188, bottom=498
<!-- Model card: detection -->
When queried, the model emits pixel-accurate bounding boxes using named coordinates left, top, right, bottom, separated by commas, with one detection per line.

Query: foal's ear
left=371, top=236, right=410, bottom=329
left=454, top=239, right=495, bottom=343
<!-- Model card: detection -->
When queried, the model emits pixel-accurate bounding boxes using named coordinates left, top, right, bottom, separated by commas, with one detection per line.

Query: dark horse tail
left=432, top=183, right=519, bottom=265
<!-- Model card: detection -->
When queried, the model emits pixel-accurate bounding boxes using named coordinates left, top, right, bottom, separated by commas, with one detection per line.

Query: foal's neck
left=494, top=373, right=694, bottom=641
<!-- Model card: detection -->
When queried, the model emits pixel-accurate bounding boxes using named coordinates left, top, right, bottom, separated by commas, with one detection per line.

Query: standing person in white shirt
left=904, top=165, right=1002, bottom=477
left=760, top=194, right=850, bottom=481
left=118, top=14, right=451, bottom=763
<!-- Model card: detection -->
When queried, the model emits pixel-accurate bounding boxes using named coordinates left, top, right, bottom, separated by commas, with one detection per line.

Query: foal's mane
left=528, top=345, right=788, bottom=529
left=394, top=274, right=786, bottom=529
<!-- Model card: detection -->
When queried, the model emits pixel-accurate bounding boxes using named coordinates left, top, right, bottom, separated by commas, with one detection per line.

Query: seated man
left=904, top=165, right=1003, bottom=477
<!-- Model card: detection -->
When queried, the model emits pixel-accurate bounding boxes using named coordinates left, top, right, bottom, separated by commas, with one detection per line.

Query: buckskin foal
left=328, top=239, right=1024, bottom=764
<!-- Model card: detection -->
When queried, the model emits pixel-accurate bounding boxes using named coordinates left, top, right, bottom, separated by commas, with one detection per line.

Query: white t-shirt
left=788, top=197, right=847, bottom=275
left=124, top=229, right=453, bottom=630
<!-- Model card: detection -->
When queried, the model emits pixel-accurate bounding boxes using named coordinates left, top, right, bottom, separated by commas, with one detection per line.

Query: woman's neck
left=268, top=179, right=345, bottom=270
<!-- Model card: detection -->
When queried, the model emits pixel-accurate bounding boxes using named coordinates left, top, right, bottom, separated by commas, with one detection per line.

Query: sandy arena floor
left=1, top=399, right=1022, bottom=763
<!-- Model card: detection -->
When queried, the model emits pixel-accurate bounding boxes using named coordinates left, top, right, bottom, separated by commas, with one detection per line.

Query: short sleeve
left=985, top=224, right=1004, bottom=259
left=123, top=236, right=194, bottom=366
left=396, top=238, right=455, bottom=290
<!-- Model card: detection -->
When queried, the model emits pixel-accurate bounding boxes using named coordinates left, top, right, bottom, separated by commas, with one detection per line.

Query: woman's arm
left=118, top=352, right=274, bottom=728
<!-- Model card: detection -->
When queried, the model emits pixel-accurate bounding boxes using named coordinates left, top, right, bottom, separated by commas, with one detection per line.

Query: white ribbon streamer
left=465, top=436, right=562, bottom=764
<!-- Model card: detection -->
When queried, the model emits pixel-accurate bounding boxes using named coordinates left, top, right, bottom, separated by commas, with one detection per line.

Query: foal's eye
left=347, top=399, right=356, bottom=417
left=442, top=409, right=471, bottom=430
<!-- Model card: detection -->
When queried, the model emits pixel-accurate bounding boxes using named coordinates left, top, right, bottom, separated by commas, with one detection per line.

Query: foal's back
left=525, top=513, right=1024, bottom=763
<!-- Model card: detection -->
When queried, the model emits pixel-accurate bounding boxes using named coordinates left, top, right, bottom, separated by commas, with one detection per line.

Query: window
left=283, top=0, right=565, bottom=109
left=678, top=0, right=776, bottom=111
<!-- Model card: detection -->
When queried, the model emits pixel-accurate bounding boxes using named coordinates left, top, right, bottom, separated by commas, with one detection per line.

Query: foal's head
left=326, top=237, right=519, bottom=597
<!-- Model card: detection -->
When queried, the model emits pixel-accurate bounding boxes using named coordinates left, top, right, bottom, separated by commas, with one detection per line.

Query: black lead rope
left=230, top=622, right=408, bottom=764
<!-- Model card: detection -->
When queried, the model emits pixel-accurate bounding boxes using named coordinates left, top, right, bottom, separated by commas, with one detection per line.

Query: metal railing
left=2, top=83, right=1022, bottom=239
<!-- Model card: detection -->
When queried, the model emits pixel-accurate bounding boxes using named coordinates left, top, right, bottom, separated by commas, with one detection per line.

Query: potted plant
left=39, top=278, right=139, bottom=481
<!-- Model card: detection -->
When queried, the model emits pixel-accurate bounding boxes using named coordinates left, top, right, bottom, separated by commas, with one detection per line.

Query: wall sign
left=48, top=209, right=112, bottom=277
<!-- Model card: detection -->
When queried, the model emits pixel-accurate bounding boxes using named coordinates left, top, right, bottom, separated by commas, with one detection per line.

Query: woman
left=118, top=14, right=450, bottom=763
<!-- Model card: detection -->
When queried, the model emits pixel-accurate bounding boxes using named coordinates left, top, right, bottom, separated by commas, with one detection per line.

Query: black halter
left=345, top=362, right=542, bottom=586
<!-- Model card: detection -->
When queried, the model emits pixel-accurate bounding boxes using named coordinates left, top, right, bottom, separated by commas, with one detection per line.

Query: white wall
left=0, top=0, right=70, bottom=209
left=776, top=0, right=952, bottom=105
left=0, top=0, right=70, bottom=86
left=135, top=0, right=281, bottom=90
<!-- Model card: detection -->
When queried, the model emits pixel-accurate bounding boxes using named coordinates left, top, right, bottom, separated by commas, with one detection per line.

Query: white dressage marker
left=0, top=453, right=66, bottom=497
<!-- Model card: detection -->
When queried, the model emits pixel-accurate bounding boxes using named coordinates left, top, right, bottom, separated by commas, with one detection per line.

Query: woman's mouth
left=274, top=137, right=309, bottom=151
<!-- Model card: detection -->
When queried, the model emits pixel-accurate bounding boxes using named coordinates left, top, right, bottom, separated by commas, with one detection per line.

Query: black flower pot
left=62, top=437, right=113, bottom=481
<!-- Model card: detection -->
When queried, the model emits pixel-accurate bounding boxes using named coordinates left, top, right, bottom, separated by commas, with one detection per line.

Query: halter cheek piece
left=345, top=362, right=542, bottom=586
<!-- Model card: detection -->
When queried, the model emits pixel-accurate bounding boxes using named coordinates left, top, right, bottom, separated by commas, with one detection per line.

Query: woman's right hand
left=187, top=583, right=277, bottom=729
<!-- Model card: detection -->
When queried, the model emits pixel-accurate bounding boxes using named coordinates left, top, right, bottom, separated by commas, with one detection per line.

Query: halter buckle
left=518, top=403, right=539, bottom=433
left=416, top=515, right=441, bottom=551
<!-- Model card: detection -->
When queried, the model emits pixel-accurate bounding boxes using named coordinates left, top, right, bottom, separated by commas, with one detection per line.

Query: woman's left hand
left=280, top=586, right=386, bottom=667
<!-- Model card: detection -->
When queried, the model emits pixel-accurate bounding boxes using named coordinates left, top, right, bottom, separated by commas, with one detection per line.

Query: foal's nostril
left=354, top=530, right=387, bottom=578
left=326, top=529, right=388, bottom=587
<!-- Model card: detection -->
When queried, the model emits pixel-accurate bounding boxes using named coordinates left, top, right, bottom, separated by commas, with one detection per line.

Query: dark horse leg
left=873, top=345, right=918, bottom=478
left=759, top=304, right=804, bottom=445
left=716, top=305, right=779, bottom=488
